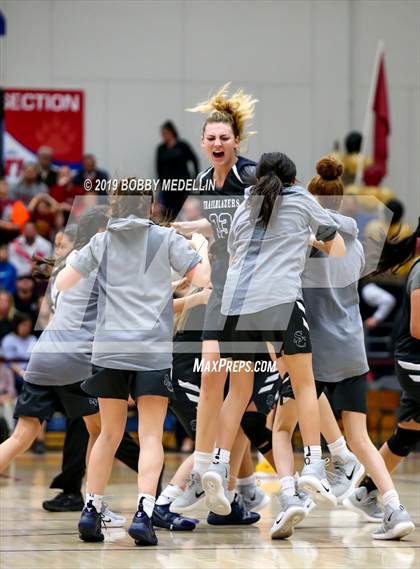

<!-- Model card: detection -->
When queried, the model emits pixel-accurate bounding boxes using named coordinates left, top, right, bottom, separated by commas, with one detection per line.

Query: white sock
left=155, top=484, right=182, bottom=506
left=237, top=474, right=256, bottom=487
left=85, top=492, right=103, bottom=513
left=304, top=445, right=322, bottom=464
left=138, top=493, right=156, bottom=518
left=226, top=489, right=235, bottom=503
left=280, top=475, right=296, bottom=497
left=193, top=451, right=212, bottom=476
left=327, top=436, right=352, bottom=461
left=382, top=489, right=400, bottom=510
left=212, top=447, right=230, bottom=464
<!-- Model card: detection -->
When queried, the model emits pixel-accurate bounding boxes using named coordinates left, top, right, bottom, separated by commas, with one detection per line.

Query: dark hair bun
left=316, top=156, right=343, bottom=180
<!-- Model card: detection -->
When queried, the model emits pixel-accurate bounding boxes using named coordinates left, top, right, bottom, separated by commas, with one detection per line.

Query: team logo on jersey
left=163, top=373, right=174, bottom=393
left=293, top=331, right=307, bottom=348
left=89, top=398, right=98, bottom=408
left=266, top=394, right=275, bottom=409
left=190, top=419, right=197, bottom=432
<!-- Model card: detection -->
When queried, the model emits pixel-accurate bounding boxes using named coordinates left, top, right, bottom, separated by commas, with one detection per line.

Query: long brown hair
left=248, top=152, right=297, bottom=228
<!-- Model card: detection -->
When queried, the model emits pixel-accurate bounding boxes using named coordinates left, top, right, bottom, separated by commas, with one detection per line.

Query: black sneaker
left=43, top=492, right=84, bottom=512
left=32, top=440, right=46, bottom=455
left=152, top=503, right=199, bottom=531
left=78, top=503, right=104, bottom=542
left=207, top=493, right=261, bottom=525
left=128, top=500, right=158, bottom=546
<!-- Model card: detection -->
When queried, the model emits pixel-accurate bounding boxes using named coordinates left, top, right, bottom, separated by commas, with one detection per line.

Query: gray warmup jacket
left=302, top=211, right=369, bottom=382
left=70, top=216, right=201, bottom=371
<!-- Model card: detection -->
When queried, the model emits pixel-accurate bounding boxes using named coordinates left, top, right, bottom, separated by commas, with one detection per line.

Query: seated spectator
left=28, top=193, right=59, bottom=240
left=52, top=209, right=67, bottom=239
left=8, top=221, right=53, bottom=277
left=0, top=245, right=17, bottom=294
left=13, top=277, right=39, bottom=327
left=0, top=179, right=22, bottom=244
left=0, top=348, right=17, bottom=434
left=1, top=312, right=37, bottom=392
left=72, top=153, right=108, bottom=194
left=10, top=163, right=48, bottom=206
left=0, top=290, right=15, bottom=341
left=49, top=166, right=84, bottom=210
left=37, top=146, right=58, bottom=188
left=365, top=199, right=413, bottom=243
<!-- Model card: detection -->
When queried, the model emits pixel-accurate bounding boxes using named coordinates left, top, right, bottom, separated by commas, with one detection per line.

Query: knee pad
left=241, top=411, right=272, bottom=455
left=387, top=426, right=420, bottom=457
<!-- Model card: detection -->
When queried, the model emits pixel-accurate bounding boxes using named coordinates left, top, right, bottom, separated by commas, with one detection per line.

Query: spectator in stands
left=341, top=193, right=375, bottom=242
left=0, top=245, right=17, bottom=294
left=8, top=222, right=53, bottom=277
left=13, top=277, right=39, bottom=326
left=180, top=196, right=203, bottom=222
left=365, top=199, right=413, bottom=244
left=50, top=166, right=84, bottom=211
left=0, top=348, right=16, bottom=434
left=28, top=193, right=60, bottom=240
left=1, top=312, right=37, bottom=387
left=37, top=146, right=58, bottom=188
left=1, top=311, right=44, bottom=452
left=72, top=153, right=108, bottom=193
left=51, top=209, right=67, bottom=239
left=0, top=291, right=15, bottom=341
left=0, top=180, right=21, bottom=244
left=10, top=163, right=48, bottom=206
left=156, top=120, right=199, bottom=219
left=342, top=131, right=371, bottom=186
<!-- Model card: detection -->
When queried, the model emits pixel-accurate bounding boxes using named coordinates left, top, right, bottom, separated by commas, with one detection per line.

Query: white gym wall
left=0, top=0, right=418, bottom=223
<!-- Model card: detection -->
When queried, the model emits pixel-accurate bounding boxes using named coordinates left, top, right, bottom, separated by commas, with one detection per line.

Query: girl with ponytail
left=271, top=155, right=414, bottom=541
left=199, top=151, right=345, bottom=519
left=170, top=85, right=261, bottom=518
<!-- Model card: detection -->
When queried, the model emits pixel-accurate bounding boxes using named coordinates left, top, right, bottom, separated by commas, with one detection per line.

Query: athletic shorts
left=222, top=301, right=311, bottom=361
left=281, top=373, right=368, bottom=414
left=252, top=362, right=280, bottom=415
left=81, top=366, right=175, bottom=400
left=172, top=352, right=200, bottom=400
left=395, top=359, right=420, bottom=423
left=170, top=351, right=201, bottom=438
left=14, top=381, right=99, bottom=423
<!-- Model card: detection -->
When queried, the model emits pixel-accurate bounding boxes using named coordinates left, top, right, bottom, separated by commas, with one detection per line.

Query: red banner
left=372, top=56, right=390, bottom=177
left=4, top=88, right=84, bottom=182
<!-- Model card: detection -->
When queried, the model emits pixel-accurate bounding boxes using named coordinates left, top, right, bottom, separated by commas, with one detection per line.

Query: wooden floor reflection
left=1, top=452, right=419, bottom=568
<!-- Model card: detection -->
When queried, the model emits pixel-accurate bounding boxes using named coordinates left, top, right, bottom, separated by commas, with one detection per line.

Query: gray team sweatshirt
left=221, top=186, right=338, bottom=315
left=70, top=216, right=201, bottom=371
left=302, top=211, right=369, bottom=382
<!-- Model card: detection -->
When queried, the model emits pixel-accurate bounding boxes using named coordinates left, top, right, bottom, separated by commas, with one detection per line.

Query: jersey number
left=209, top=212, right=233, bottom=239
